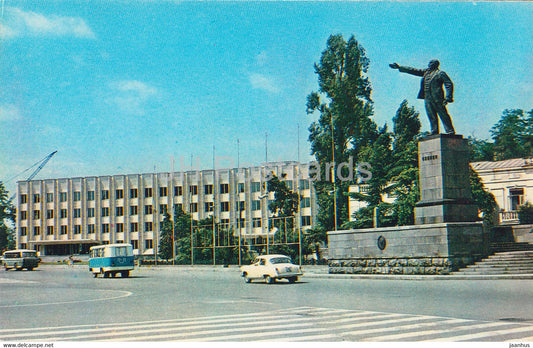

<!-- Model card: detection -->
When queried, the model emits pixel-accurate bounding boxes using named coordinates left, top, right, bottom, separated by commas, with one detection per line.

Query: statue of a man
left=390, top=60, right=455, bottom=135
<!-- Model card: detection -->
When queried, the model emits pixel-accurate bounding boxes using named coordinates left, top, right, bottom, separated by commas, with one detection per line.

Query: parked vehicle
left=240, top=254, right=303, bottom=284
left=89, top=244, right=134, bottom=278
left=2, top=249, right=41, bottom=271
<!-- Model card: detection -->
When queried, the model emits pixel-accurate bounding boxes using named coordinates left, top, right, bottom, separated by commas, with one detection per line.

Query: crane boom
left=27, top=151, right=58, bottom=181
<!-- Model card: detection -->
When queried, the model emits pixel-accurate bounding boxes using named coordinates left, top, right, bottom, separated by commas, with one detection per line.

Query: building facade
left=16, top=161, right=317, bottom=256
left=471, top=158, right=533, bottom=224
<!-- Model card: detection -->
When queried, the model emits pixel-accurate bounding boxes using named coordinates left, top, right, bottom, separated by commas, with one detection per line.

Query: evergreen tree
left=0, top=182, right=16, bottom=251
left=306, top=34, right=377, bottom=239
left=158, top=212, right=174, bottom=260
left=491, top=109, right=529, bottom=160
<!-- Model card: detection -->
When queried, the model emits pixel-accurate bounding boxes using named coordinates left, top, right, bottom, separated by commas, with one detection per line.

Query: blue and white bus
left=89, top=243, right=134, bottom=278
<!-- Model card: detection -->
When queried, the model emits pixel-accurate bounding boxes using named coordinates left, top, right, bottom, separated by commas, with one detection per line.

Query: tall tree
left=389, top=101, right=421, bottom=226
left=306, top=34, right=377, bottom=239
left=491, top=109, right=529, bottom=160
left=0, top=182, right=16, bottom=251
left=158, top=212, right=174, bottom=260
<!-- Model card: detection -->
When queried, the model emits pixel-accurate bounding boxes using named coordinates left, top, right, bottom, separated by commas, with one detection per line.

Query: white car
left=240, top=254, right=303, bottom=284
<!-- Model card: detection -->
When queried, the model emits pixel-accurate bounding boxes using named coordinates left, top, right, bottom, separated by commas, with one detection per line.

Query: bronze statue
left=390, top=60, right=455, bottom=135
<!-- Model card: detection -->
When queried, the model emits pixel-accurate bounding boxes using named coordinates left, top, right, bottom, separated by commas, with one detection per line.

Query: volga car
left=2, top=249, right=41, bottom=271
left=240, top=254, right=303, bottom=284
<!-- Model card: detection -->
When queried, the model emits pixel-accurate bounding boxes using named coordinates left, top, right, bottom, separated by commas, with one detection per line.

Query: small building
left=471, top=158, right=533, bottom=224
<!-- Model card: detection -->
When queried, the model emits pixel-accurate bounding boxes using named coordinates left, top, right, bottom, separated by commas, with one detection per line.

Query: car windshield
left=270, top=257, right=291, bottom=264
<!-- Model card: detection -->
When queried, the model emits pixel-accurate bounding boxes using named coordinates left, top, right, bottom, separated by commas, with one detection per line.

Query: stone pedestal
left=415, top=134, right=478, bottom=224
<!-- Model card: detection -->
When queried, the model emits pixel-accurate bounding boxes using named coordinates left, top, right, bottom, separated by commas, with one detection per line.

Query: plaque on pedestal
left=415, top=134, right=478, bottom=224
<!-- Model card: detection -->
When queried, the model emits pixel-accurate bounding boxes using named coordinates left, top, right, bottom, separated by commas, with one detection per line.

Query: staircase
left=453, top=242, right=533, bottom=275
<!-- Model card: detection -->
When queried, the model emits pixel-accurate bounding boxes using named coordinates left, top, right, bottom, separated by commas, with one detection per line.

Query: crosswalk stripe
left=341, top=318, right=470, bottom=337
left=2, top=306, right=531, bottom=342
left=363, top=321, right=514, bottom=341
left=427, top=325, right=533, bottom=342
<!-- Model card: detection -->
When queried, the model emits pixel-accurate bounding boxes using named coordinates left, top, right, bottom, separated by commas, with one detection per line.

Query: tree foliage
left=306, top=34, right=377, bottom=240
left=0, top=182, right=16, bottom=251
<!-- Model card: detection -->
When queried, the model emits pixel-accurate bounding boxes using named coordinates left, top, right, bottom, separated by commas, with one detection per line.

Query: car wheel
left=288, top=276, right=298, bottom=283
left=265, top=275, right=275, bottom=284
left=121, top=271, right=130, bottom=278
left=93, top=273, right=99, bottom=278
left=104, top=272, right=110, bottom=278
left=242, top=272, right=251, bottom=283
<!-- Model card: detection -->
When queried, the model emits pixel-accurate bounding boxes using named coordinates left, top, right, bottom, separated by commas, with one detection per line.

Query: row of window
left=20, top=198, right=312, bottom=221
left=21, top=180, right=312, bottom=204
left=19, top=214, right=312, bottom=238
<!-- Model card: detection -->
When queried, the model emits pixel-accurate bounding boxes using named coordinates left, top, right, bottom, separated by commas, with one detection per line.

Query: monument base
left=415, top=199, right=479, bottom=225
left=327, top=222, right=488, bottom=275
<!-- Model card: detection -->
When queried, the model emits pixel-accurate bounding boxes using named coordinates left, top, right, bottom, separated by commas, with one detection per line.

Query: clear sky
left=1, top=1, right=532, bottom=195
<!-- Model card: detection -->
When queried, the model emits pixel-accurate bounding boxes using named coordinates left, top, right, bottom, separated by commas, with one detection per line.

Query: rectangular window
left=299, top=179, right=310, bottom=190
left=145, top=239, right=153, bottom=249
left=204, top=185, right=213, bottom=195
left=130, top=206, right=138, bottom=215
left=144, top=205, right=153, bottom=215
left=145, top=222, right=153, bottom=231
left=88, top=208, right=95, bottom=218
left=239, top=219, right=246, bottom=228
left=60, top=209, right=68, bottom=219
left=175, top=186, right=182, bottom=196
left=60, top=225, right=68, bottom=235
left=301, top=197, right=311, bottom=208
left=301, top=215, right=312, bottom=226
left=159, top=187, right=168, bottom=197
left=252, top=200, right=261, bottom=211
left=253, top=218, right=262, bottom=228
left=238, top=201, right=245, bottom=211
left=34, top=226, right=41, bottom=235
left=47, top=226, right=54, bottom=235
left=220, top=201, right=230, bottom=212
left=160, top=204, right=168, bottom=214
left=284, top=180, right=293, bottom=190
left=251, top=182, right=261, bottom=193
left=116, top=223, right=124, bottom=233
left=220, top=183, right=229, bottom=194
left=20, top=194, right=27, bottom=204
left=115, top=189, right=124, bottom=199
left=144, top=188, right=153, bottom=198
left=46, top=193, right=54, bottom=203
left=116, top=206, right=124, bottom=216
left=190, top=203, right=198, bottom=213
left=205, top=202, right=214, bottom=212
left=86, top=191, right=94, bottom=201
left=74, top=225, right=81, bottom=234
left=20, top=211, right=27, bottom=220
left=510, top=188, right=525, bottom=211
left=130, top=222, right=138, bottom=232
left=101, top=190, right=109, bottom=200
left=73, top=191, right=81, bottom=201
left=131, top=240, right=139, bottom=249
left=238, top=183, right=245, bottom=193
left=102, top=223, right=109, bottom=233
left=189, top=186, right=198, bottom=195
left=88, top=224, right=95, bottom=234
left=101, top=207, right=109, bottom=217
left=33, top=210, right=41, bottom=219
left=20, top=227, right=27, bottom=236
left=33, top=194, right=41, bottom=203
left=47, top=210, right=54, bottom=219
left=220, top=219, right=230, bottom=227
left=130, top=188, right=138, bottom=198
left=72, top=208, right=80, bottom=218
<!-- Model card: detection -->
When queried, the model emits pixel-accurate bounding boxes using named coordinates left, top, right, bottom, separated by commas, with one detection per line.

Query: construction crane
left=26, top=151, right=57, bottom=181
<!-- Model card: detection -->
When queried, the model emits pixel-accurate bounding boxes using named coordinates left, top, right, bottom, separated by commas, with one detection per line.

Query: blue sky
left=1, top=1, right=532, bottom=194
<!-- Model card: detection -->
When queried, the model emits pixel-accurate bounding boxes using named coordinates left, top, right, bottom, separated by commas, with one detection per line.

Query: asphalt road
left=1, top=264, right=533, bottom=341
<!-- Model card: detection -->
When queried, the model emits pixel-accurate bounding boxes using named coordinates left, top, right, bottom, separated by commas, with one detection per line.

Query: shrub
left=518, top=202, right=533, bottom=224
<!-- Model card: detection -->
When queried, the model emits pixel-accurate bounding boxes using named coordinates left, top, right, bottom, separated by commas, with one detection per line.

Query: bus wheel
left=93, top=273, right=98, bottom=278
left=121, top=271, right=130, bottom=278
left=104, top=272, right=110, bottom=278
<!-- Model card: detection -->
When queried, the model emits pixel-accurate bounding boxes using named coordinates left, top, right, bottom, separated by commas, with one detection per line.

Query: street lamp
left=258, top=193, right=269, bottom=254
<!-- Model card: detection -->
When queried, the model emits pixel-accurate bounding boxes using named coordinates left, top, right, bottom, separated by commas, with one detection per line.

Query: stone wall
left=327, top=222, right=488, bottom=275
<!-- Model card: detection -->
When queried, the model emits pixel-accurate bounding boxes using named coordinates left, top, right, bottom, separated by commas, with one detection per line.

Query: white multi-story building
left=16, top=161, right=317, bottom=256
